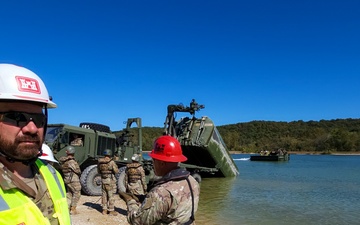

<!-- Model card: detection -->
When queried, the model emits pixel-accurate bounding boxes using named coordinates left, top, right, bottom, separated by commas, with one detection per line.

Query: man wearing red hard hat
left=120, top=135, right=200, bottom=225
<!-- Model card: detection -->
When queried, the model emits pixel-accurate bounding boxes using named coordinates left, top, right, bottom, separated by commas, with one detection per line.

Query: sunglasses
left=0, top=111, right=47, bottom=128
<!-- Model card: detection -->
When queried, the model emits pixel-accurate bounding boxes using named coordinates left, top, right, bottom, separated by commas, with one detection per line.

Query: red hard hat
left=149, top=136, right=187, bottom=162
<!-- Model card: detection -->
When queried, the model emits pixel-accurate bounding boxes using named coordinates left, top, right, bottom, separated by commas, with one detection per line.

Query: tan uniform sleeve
left=112, top=161, right=119, bottom=174
left=70, top=160, right=81, bottom=175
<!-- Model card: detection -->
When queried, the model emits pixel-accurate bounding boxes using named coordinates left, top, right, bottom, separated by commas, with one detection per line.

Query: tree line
left=114, top=118, right=360, bottom=154
left=217, top=118, right=360, bottom=153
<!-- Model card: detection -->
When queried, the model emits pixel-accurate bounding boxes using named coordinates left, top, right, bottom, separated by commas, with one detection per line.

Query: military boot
left=70, top=206, right=78, bottom=215
left=108, top=211, right=118, bottom=216
left=102, top=209, right=108, bottom=215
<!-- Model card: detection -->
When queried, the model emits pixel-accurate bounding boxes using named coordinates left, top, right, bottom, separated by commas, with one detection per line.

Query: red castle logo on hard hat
left=16, top=76, right=41, bottom=94
left=154, top=143, right=165, bottom=153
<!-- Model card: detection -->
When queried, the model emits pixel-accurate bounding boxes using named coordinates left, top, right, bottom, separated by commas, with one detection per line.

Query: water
left=195, top=154, right=360, bottom=225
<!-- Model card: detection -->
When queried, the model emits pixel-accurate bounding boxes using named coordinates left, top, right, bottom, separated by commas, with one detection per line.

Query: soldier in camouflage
left=125, top=154, right=147, bottom=202
left=120, top=135, right=200, bottom=225
left=98, top=149, right=119, bottom=216
left=59, top=145, right=82, bottom=215
left=70, top=134, right=83, bottom=146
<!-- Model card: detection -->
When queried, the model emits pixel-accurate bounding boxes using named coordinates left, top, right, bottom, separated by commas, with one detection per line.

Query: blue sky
left=1, top=1, right=359, bottom=131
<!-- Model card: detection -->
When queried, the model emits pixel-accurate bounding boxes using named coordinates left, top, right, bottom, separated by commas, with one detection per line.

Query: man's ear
left=159, top=160, right=168, bottom=169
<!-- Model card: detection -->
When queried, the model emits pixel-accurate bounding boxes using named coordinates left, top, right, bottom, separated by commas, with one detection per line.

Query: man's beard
left=0, top=134, right=42, bottom=160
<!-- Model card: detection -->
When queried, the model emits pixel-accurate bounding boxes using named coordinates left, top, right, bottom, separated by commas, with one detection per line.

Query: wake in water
left=233, top=158, right=250, bottom=161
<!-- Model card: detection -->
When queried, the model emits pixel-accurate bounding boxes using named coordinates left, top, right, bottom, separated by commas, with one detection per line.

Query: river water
left=195, top=154, right=360, bottom=225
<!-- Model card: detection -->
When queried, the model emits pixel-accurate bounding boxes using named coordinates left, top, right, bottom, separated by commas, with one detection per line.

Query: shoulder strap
left=183, top=177, right=195, bottom=225
left=0, top=166, right=36, bottom=198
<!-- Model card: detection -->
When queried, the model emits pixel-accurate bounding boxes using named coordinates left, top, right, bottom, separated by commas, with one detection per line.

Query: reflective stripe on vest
left=0, top=195, right=9, bottom=211
left=35, top=159, right=71, bottom=225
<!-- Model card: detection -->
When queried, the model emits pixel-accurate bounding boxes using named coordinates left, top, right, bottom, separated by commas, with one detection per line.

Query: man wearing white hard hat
left=40, top=143, right=59, bottom=164
left=0, top=64, right=71, bottom=224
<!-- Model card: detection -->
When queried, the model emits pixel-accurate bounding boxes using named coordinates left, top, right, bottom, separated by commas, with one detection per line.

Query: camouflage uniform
left=0, top=161, right=63, bottom=225
left=59, top=155, right=81, bottom=211
left=70, top=138, right=83, bottom=146
left=125, top=162, right=147, bottom=199
left=126, top=168, right=200, bottom=225
left=98, top=157, right=119, bottom=213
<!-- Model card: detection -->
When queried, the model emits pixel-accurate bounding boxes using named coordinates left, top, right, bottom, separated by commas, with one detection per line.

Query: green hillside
left=217, top=119, right=360, bottom=154
left=114, top=118, right=360, bottom=154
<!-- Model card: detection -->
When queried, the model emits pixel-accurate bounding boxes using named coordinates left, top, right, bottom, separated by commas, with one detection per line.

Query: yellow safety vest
left=0, top=159, right=71, bottom=225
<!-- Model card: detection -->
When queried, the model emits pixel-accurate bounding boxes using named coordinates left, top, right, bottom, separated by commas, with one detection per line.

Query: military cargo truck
left=44, top=119, right=151, bottom=196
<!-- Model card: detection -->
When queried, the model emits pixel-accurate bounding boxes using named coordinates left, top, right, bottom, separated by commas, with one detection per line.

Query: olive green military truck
left=45, top=118, right=152, bottom=196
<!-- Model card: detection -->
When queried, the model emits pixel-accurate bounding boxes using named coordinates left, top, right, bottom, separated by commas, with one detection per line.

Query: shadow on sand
left=83, top=201, right=127, bottom=216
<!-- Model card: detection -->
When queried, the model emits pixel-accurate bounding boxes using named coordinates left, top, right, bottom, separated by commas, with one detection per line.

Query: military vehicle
left=116, top=99, right=239, bottom=191
left=45, top=99, right=239, bottom=196
left=250, top=148, right=290, bottom=161
left=45, top=118, right=151, bottom=196
left=163, top=99, right=239, bottom=180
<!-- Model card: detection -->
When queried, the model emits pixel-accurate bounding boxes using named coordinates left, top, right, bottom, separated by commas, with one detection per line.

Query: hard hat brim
left=149, top=150, right=187, bottom=163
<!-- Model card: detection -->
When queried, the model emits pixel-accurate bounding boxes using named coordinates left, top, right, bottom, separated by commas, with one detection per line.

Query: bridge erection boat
left=250, top=148, right=290, bottom=161
left=164, top=99, right=240, bottom=178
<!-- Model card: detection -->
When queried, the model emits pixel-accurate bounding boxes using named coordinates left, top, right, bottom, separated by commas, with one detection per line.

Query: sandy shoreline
left=71, top=194, right=130, bottom=225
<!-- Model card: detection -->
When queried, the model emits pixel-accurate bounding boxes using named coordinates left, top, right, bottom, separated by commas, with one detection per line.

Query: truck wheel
left=116, top=166, right=127, bottom=193
left=79, top=122, right=111, bottom=133
left=191, top=173, right=202, bottom=183
left=80, top=165, right=102, bottom=196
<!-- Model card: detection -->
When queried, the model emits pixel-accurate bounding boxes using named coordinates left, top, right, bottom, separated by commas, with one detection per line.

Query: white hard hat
left=0, top=63, right=56, bottom=108
left=40, top=144, right=58, bottom=163
left=131, top=154, right=140, bottom=161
